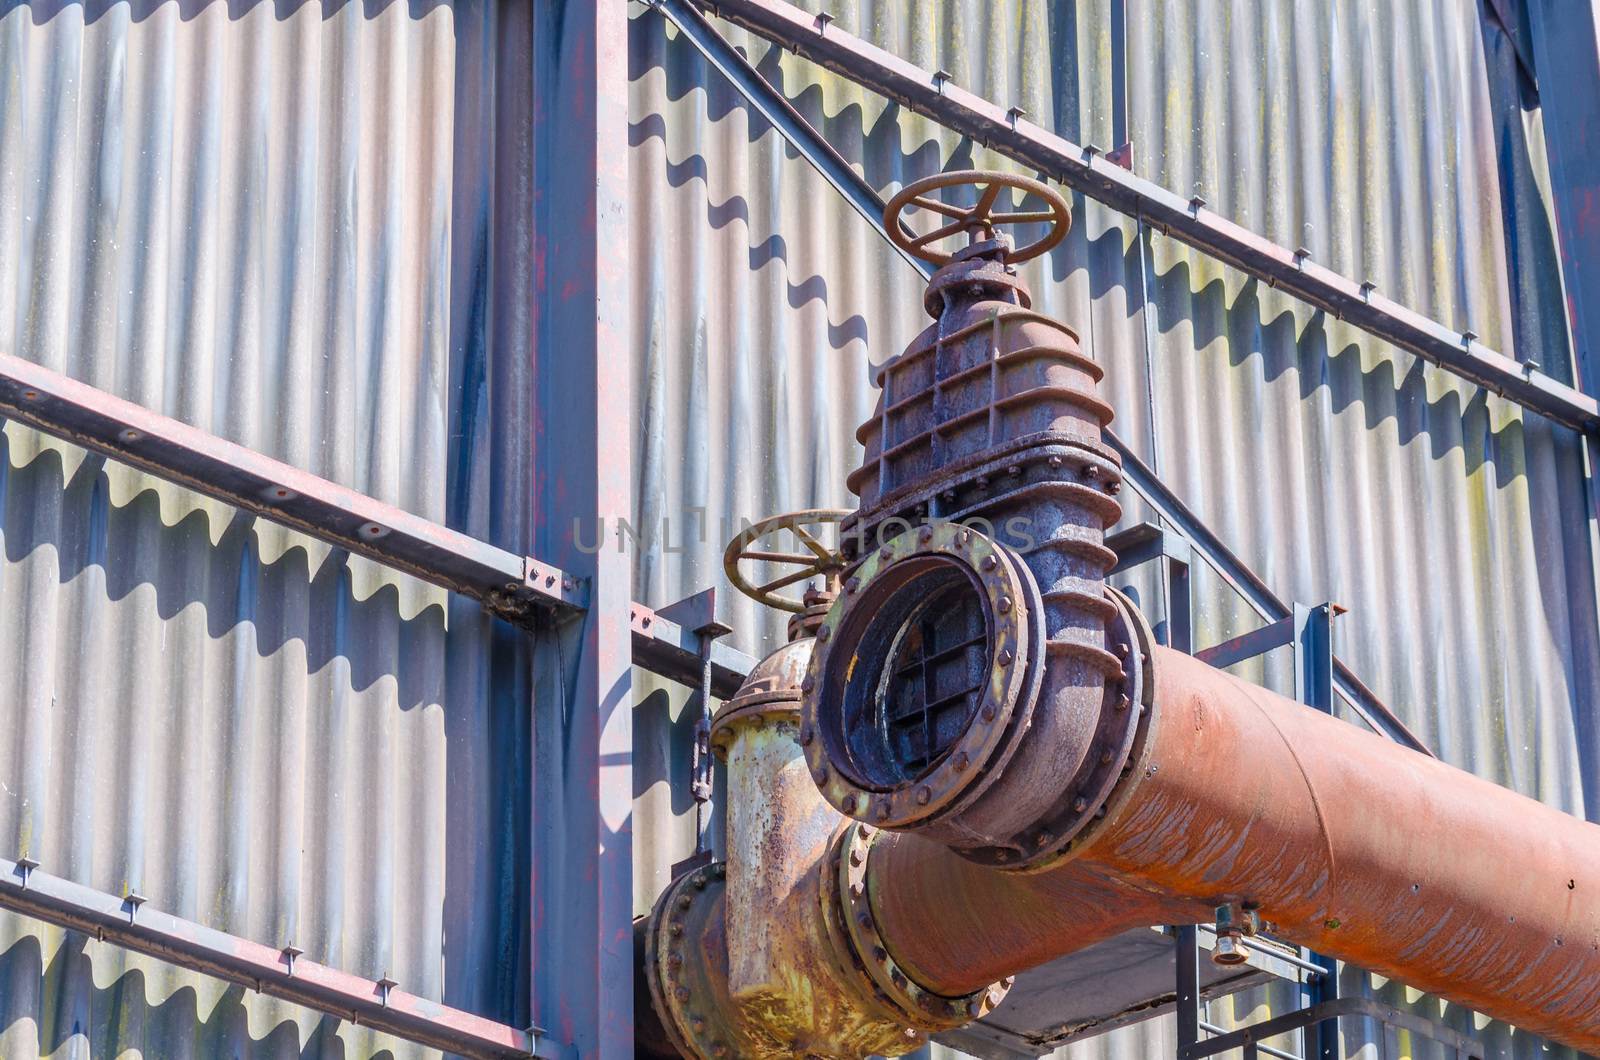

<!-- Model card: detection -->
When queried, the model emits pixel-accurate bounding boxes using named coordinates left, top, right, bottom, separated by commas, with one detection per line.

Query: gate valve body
left=801, top=170, right=1143, bottom=867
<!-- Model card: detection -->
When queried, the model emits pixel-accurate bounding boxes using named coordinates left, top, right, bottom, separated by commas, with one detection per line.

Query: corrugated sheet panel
left=627, top=1, right=1598, bottom=1058
left=0, top=0, right=534, bottom=1055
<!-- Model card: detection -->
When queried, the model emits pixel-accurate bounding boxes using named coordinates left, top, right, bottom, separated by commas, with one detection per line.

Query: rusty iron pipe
left=868, top=647, right=1600, bottom=1053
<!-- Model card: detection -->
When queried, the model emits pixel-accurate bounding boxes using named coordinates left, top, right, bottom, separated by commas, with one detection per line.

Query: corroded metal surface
left=866, top=646, right=1600, bottom=1054
left=807, top=173, right=1130, bottom=867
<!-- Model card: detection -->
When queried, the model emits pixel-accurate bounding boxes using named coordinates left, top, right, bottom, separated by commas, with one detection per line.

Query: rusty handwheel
left=884, top=169, right=1071, bottom=266
left=724, top=509, right=849, bottom=614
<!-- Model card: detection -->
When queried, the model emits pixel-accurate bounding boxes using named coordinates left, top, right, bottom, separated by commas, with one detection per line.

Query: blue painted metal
left=527, top=2, right=634, bottom=1056
left=1524, top=0, right=1600, bottom=391
left=1291, top=604, right=1339, bottom=1060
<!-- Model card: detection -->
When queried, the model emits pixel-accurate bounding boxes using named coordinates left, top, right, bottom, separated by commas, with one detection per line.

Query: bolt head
left=915, top=786, right=931, bottom=805
left=812, top=767, right=829, bottom=784
left=997, top=596, right=1012, bottom=613
left=981, top=704, right=996, bottom=722
left=800, top=726, right=814, bottom=746
left=817, top=626, right=831, bottom=643
left=997, top=649, right=1013, bottom=666
left=842, top=794, right=857, bottom=813
left=954, top=751, right=970, bottom=772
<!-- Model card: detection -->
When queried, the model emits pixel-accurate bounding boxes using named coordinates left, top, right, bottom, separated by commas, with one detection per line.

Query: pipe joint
left=821, top=822, right=1011, bottom=1029
left=803, top=516, right=1158, bottom=868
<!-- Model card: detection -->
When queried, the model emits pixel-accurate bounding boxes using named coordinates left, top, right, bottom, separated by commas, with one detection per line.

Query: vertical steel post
left=528, top=2, right=632, bottom=1055
left=1293, top=603, right=1339, bottom=1060
left=1524, top=1, right=1600, bottom=769
left=1176, top=925, right=1202, bottom=1055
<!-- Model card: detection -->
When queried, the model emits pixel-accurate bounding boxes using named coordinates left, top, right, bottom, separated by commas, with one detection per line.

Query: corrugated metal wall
left=0, top=0, right=534, bottom=1054
left=0, top=0, right=1594, bottom=1056
left=628, top=1, right=1598, bottom=1058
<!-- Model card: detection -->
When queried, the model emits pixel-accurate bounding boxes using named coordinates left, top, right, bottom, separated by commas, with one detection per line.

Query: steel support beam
left=651, top=0, right=927, bottom=278
left=526, top=2, right=634, bottom=1055
left=0, top=352, right=755, bottom=695
left=691, top=0, right=1600, bottom=435
left=0, top=352, right=583, bottom=616
left=0, top=858, right=540, bottom=1059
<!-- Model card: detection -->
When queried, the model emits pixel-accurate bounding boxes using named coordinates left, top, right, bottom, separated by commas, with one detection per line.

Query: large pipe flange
left=643, top=865, right=750, bottom=1059
left=963, top=586, right=1160, bottom=872
left=819, top=822, right=1010, bottom=1035
left=801, top=522, right=1046, bottom=843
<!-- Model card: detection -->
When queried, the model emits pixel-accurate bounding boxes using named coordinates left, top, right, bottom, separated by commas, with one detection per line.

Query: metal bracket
left=658, top=587, right=734, bottom=857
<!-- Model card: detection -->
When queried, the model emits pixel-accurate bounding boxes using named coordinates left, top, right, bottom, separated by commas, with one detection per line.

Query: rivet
left=711, top=1043, right=728, bottom=1057
left=690, top=1015, right=705, bottom=1030
left=954, top=752, right=970, bottom=772
left=1034, top=832, right=1049, bottom=847
left=1116, top=642, right=1130, bottom=657
left=693, top=874, right=707, bottom=890
left=981, top=704, right=996, bottom=722
left=857, top=912, right=872, bottom=929
left=998, top=596, right=1012, bottom=613
left=1100, top=749, right=1114, bottom=764
left=879, top=544, right=893, bottom=560
left=874, top=946, right=888, bottom=961
left=997, top=649, right=1013, bottom=666
left=677, top=895, right=692, bottom=910
left=1003, top=977, right=1014, bottom=988
left=957, top=529, right=971, bottom=545
left=916, top=786, right=931, bottom=805
left=858, top=823, right=872, bottom=840
left=891, top=971, right=908, bottom=988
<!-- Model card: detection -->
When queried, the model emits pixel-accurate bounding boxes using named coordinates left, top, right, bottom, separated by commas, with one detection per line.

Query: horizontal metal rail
left=1180, top=996, right=1483, bottom=1060
left=0, top=353, right=756, bottom=695
left=0, top=857, right=542, bottom=1059
left=691, top=0, right=1600, bottom=435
